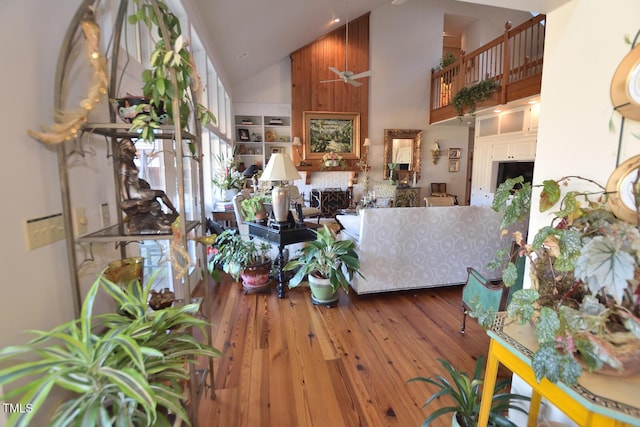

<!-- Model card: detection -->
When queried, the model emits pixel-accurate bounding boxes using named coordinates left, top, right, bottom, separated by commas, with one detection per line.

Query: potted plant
left=435, top=52, right=458, bottom=71
left=284, top=225, right=363, bottom=305
left=321, top=152, right=346, bottom=170
left=241, top=192, right=270, bottom=223
left=491, top=175, right=640, bottom=385
left=212, top=153, right=245, bottom=201
left=0, top=273, right=220, bottom=427
left=125, top=0, right=216, bottom=147
left=210, top=229, right=272, bottom=290
left=435, top=52, right=458, bottom=84
left=451, top=79, right=498, bottom=117
left=407, top=356, right=530, bottom=427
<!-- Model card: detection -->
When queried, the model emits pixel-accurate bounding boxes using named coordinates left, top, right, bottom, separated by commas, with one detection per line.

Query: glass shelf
left=82, top=123, right=196, bottom=140
left=77, top=220, right=200, bottom=243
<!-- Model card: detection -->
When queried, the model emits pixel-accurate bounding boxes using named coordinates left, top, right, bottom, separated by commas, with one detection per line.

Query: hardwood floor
left=195, top=274, right=497, bottom=427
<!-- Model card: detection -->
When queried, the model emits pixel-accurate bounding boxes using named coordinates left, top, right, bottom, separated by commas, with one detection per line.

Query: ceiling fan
left=320, top=6, right=373, bottom=87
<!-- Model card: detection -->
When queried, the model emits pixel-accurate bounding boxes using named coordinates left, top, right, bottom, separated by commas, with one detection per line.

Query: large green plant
left=127, top=0, right=215, bottom=145
left=0, top=274, right=220, bottom=427
left=241, top=193, right=270, bottom=221
left=491, top=175, right=640, bottom=385
left=451, top=79, right=498, bottom=116
left=209, top=229, right=271, bottom=280
left=407, top=356, right=529, bottom=427
left=284, top=225, right=363, bottom=294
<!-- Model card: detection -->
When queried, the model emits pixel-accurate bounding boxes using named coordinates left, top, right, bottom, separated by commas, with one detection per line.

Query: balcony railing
left=430, top=15, right=546, bottom=124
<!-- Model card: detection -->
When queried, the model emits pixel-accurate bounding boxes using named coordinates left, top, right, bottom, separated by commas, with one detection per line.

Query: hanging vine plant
left=127, top=0, right=215, bottom=148
left=451, top=79, right=498, bottom=117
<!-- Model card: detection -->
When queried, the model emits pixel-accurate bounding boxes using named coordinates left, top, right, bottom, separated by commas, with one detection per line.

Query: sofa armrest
left=335, top=214, right=362, bottom=243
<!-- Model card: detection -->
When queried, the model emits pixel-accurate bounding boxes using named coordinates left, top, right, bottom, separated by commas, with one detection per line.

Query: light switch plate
left=24, top=213, right=65, bottom=250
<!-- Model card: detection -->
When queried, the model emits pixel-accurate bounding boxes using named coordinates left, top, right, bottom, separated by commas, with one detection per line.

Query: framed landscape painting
left=303, top=111, right=360, bottom=160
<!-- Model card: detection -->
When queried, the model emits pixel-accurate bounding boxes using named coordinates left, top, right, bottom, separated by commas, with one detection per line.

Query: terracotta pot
left=240, top=259, right=271, bottom=289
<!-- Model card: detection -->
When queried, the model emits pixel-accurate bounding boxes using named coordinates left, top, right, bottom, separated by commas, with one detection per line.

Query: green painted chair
left=460, top=251, right=525, bottom=334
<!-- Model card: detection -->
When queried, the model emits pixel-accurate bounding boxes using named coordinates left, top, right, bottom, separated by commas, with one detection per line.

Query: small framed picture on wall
left=448, top=159, right=460, bottom=173
left=448, top=148, right=461, bottom=159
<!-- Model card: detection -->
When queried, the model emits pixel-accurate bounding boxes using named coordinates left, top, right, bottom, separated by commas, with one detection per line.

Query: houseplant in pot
left=125, top=0, right=216, bottom=148
left=210, top=229, right=272, bottom=291
left=491, top=175, right=640, bottom=385
left=0, top=273, right=220, bottom=427
left=241, top=192, right=270, bottom=224
left=284, top=225, right=363, bottom=305
left=407, top=356, right=530, bottom=426
left=212, top=153, right=244, bottom=201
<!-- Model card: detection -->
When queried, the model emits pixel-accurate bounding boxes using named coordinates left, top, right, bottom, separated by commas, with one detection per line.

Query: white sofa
left=336, top=206, right=504, bottom=294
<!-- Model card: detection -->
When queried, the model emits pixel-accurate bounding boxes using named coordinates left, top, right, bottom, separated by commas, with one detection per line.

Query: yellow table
left=478, top=315, right=640, bottom=427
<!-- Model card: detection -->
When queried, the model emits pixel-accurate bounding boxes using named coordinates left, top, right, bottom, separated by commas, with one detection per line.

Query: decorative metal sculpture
left=117, top=139, right=178, bottom=232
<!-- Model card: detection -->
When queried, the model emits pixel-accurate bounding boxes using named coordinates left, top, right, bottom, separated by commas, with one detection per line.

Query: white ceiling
left=190, top=0, right=569, bottom=88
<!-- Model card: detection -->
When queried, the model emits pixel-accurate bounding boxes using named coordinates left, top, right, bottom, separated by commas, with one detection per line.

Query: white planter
left=221, top=188, right=239, bottom=202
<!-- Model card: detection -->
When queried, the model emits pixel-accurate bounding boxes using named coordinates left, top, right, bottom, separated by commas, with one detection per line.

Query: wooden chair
left=286, top=185, right=321, bottom=223
left=431, top=182, right=448, bottom=197
left=425, top=196, right=456, bottom=207
left=460, top=246, right=525, bottom=334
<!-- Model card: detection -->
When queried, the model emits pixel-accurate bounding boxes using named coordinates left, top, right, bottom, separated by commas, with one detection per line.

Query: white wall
left=0, top=0, right=84, bottom=347
left=532, top=0, right=640, bottom=233
left=233, top=60, right=292, bottom=104
left=508, top=1, right=640, bottom=425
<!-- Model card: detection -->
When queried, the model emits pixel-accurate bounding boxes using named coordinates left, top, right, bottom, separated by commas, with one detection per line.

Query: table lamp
left=259, top=153, right=302, bottom=226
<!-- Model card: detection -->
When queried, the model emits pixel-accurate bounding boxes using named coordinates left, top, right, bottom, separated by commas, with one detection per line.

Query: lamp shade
left=363, top=137, right=371, bottom=147
left=292, top=136, right=302, bottom=146
left=259, top=153, right=301, bottom=182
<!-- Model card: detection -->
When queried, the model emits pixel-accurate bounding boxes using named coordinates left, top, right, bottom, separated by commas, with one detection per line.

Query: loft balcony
left=430, top=15, right=546, bottom=124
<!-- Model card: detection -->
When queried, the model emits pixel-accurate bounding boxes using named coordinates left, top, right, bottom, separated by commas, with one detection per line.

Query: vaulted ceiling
left=190, top=0, right=568, bottom=89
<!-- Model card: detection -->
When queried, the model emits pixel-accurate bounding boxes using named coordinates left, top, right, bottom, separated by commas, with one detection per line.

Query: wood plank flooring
left=195, top=274, right=498, bottom=427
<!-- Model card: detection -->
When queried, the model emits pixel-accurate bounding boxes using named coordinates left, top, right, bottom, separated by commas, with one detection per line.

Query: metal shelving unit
left=49, top=1, right=215, bottom=425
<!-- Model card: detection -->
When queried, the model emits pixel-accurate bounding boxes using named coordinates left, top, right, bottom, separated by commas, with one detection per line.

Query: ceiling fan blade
left=347, top=79, right=362, bottom=87
left=328, top=67, right=343, bottom=77
left=319, top=78, right=343, bottom=83
left=349, top=70, right=373, bottom=80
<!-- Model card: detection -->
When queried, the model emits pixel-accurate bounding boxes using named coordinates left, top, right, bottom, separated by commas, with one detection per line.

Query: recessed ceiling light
left=493, top=109, right=502, bottom=113
left=528, top=100, right=538, bottom=104
left=333, top=17, right=340, bottom=24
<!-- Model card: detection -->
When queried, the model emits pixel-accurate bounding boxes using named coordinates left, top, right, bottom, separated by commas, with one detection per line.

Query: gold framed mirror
left=383, top=129, right=423, bottom=180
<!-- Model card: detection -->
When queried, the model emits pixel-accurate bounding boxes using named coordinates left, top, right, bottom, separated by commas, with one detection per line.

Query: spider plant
left=0, top=273, right=220, bottom=427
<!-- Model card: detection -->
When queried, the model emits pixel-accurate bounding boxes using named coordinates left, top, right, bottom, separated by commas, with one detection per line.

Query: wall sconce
left=292, top=137, right=309, bottom=166
left=431, top=141, right=441, bottom=165
left=362, top=137, right=371, bottom=163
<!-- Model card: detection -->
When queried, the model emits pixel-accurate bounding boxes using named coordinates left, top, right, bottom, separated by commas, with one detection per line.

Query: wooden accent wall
left=290, top=13, right=370, bottom=169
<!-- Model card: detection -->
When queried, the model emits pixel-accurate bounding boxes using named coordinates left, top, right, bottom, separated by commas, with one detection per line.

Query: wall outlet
left=24, top=213, right=65, bottom=250
left=100, top=202, right=110, bottom=227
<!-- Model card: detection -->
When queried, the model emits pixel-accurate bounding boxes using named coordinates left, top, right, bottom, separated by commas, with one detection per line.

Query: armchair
left=460, top=244, right=525, bottom=333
